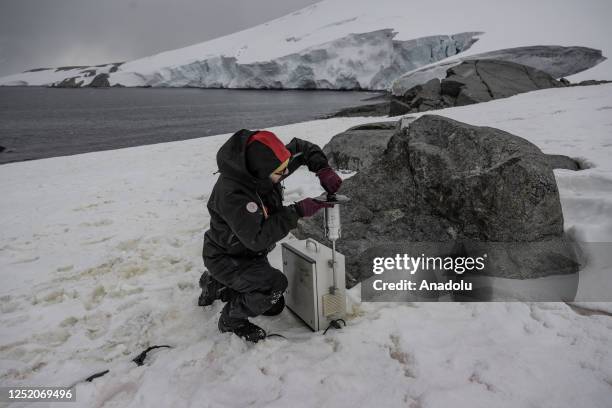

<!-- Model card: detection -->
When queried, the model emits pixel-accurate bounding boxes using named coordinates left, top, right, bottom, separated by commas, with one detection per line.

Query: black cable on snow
left=132, top=345, right=172, bottom=366
left=84, top=370, right=110, bottom=382
left=73, top=345, right=173, bottom=386
left=76, top=317, right=345, bottom=385
left=323, top=318, right=346, bottom=335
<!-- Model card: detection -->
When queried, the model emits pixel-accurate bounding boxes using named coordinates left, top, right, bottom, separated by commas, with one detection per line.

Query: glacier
left=142, top=30, right=481, bottom=90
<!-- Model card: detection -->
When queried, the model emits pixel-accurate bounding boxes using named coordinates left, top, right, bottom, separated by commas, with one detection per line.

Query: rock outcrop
left=329, top=101, right=391, bottom=118
left=88, top=73, right=110, bottom=88
left=53, top=77, right=84, bottom=88
left=295, top=115, right=579, bottom=287
left=391, top=45, right=606, bottom=95
left=389, top=60, right=565, bottom=115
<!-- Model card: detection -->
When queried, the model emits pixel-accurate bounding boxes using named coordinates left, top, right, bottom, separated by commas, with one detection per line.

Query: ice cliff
left=141, top=30, right=480, bottom=90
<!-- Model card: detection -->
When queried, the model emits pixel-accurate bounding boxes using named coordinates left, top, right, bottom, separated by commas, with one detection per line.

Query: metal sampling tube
left=325, top=203, right=341, bottom=293
left=324, top=204, right=341, bottom=241
left=331, top=239, right=337, bottom=292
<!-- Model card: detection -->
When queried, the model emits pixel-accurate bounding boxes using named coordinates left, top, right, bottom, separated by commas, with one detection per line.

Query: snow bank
left=1, top=85, right=612, bottom=407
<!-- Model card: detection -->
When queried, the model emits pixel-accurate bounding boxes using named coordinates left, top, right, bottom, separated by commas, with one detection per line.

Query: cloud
left=0, top=0, right=319, bottom=76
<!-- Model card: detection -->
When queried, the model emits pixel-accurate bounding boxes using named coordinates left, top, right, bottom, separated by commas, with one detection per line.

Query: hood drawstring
left=255, top=190, right=269, bottom=219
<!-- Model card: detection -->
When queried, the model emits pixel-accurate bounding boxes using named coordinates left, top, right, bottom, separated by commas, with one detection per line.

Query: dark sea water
left=0, top=87, right=377, bottom=164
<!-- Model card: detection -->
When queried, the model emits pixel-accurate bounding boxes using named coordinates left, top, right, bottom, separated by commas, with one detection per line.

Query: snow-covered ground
left=1, top=84, right=612, bottom=407
left=1, top=0, right=610, bottom=88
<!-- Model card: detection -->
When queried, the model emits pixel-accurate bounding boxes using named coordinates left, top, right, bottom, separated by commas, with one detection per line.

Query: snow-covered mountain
left=1, top=0, right=610, bottom=89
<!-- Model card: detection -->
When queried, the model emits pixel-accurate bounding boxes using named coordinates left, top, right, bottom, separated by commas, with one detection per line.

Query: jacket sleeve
left=285, top=137, right=330, bottom=175
left=221, top=191, right=300, bottom=253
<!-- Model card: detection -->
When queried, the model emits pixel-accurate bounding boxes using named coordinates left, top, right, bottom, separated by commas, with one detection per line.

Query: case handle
left=306, top=238, right=319, bottom=252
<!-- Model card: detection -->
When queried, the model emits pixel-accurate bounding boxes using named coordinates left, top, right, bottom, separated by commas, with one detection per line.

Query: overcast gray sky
left=0, top=0, right=320, bottom=77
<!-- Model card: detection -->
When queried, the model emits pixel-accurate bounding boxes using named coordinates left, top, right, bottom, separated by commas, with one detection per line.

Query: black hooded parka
left=202, top=129, right=330, bottom=261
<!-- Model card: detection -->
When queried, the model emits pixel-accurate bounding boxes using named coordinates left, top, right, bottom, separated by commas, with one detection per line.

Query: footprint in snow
left=79, top=219, right=114, bottom=227
left=9, top=256, right=40, bottom=264
left=81, top=236, right=115, bottom=245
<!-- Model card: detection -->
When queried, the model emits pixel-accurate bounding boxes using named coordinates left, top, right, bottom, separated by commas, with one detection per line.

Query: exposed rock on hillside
left=389, top=60, right=565, bottom=115
left=391, top=45, right=606, bottom=95
left=88, top=73, right=111, bottom=88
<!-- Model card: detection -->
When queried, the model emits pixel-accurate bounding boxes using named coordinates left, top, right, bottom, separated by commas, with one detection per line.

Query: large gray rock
left=390, top=60, right=565, bottom=115
left=391, top=45, right=606, bottom=95
left=322, top=121, right=398, bottom=171
left=295, top=115, right=579, bottom=286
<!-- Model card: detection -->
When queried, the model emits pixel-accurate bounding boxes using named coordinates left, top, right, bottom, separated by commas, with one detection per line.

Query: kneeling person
left=201, top=129, right=342, bottom=342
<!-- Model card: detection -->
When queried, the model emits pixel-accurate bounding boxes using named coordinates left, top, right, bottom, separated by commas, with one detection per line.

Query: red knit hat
left=246, top=131, right=291, bottom=179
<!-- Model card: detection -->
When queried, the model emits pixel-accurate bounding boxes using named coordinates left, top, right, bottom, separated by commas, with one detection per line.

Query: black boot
left=198, top=271, right=228, bottom=307
left=218, top=306, right=267, bottom=343
left=262, top=295, right=285, bottom=316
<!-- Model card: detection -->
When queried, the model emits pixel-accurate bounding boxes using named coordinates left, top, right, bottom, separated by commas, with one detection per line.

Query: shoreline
left=0, top=84, right=386, bottom=95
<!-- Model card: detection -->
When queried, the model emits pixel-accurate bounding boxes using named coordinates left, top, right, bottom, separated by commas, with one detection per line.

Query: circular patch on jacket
left=246, top=202, right=258, bottom=213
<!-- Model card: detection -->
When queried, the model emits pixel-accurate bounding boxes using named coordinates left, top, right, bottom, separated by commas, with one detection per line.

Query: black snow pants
left=203, top=254, right=288, bottom=319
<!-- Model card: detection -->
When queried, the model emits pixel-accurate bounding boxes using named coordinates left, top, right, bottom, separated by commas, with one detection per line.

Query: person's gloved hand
left=316, top=167, right=342, bottom=194
left=295, top=198, right=333, bottom=217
